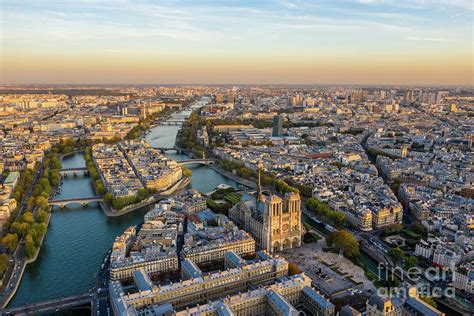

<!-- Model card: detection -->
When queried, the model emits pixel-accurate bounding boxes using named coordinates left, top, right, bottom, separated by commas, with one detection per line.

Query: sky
left=0, top=0, right=473, bottom=85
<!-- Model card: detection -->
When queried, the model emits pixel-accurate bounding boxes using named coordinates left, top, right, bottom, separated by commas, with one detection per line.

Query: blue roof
left=266, top=290, right=298, bottom=315
left=224, top=251, right=245, bottom=268
left=256, top=251, right=272, bottom=261
left=182, top=259, right=202, bottom=279
left=302, top=287, right=335, bottom=309
left=197, top=209, right=216, bottom=223
left=241, top=192, right=255, bottom=202
left=215, top=301, right=235, bottom=316
left=133, top=269, right=153, bottom=292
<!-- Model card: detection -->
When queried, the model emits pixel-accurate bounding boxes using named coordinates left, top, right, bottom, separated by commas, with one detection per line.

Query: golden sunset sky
left=1, top=0, right=473, bottom=85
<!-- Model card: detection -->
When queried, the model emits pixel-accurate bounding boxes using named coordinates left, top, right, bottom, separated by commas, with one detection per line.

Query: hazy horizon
left=1, top=0, right=473, bottom=85
left=0, top=82, right=472, bottom=88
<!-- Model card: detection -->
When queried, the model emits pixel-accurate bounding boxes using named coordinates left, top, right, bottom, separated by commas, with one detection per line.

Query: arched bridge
left=60, top=167, right=87, bottom=172
left=49, top=196, right=104, bottom=208
left=59, top=167, right=88, bottom=175
left=178, top=159, right=215, bottom=166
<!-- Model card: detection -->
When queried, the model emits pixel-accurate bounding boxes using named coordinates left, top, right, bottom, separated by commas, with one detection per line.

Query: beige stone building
left=371, top=205, right=403, bottom=229
left=110, top=253, right=289, bottom=313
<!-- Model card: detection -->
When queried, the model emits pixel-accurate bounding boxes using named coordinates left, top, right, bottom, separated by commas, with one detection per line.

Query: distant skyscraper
left=272, top=115, right=283, bottom=137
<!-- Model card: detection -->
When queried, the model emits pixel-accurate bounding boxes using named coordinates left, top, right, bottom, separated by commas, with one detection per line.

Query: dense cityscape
left=1, top=0, right=472, bottom=315
left=0, top=84, right=471, bottom=316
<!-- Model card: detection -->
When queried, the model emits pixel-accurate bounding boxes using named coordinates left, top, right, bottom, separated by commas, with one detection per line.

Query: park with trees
left=306, top=197, right=347, bottom=228
left=1, top=144, right=65, bottom=266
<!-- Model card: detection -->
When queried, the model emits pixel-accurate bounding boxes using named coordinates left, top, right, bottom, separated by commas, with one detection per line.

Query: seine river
left=9, top=111, right=238, bottom=306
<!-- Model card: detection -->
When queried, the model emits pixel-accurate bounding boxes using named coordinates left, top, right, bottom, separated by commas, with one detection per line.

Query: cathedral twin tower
left=230, top=165, right=302, bottom=253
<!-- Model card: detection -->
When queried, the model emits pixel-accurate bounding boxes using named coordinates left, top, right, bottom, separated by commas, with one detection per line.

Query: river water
left=10, top=111, right=238, bottom=306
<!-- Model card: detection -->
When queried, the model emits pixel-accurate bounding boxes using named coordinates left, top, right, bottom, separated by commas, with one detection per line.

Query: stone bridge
left=49, top=196, right=104, bottom=208
left=59, top=167, right=88, bottom=176
left=178, top=159, right=215, bottom=166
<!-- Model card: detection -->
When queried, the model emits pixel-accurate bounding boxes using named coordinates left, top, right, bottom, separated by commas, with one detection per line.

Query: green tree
left=104, top=192, right=113, bottom=206
left=22, top=212, right=35, bottom=224
left=49, top=170, right=61, bottom=187
left=36, top=209, right=48, bottom=223
left=325, top=230, right=360, bottom=258
left=38, top=177, right=50, bottom=189
left=404, top=256, right=418, bottom=269
left=11, top=222, right=30, bottom=238
left=27, top=227, right=40, bottom=247
left=306, top=198, right=347, bottom=228
left=389, top=247, right=405, bottom=264
left=420, top=296, right=437, bottom=309
left=182, top=166, right=192, bottom=177
left=50, top=156, right=62, bottom=170
left=0, top=253, right=8, bottom=275
left=31, top=223, right=47, bottom=238
left=412, top=223, right=426, bottom=236
left=1, top=233, right=19, bottom=252
left=112, top=198, right=125, bottom=210
left=26, top=196, right=36, bottom=210
left=35, top=196, right=49, bottom=210
left=25, top=234, right=36, bottom=259
left=95, top=180, right=105, bottom=195
left=136, top=188, right=148, bottom=201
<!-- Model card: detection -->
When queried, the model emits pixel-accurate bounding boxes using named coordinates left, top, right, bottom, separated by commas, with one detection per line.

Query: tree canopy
left=1, top=233, right=19, bottom=252
left=325, top=229, right=360, bottom=258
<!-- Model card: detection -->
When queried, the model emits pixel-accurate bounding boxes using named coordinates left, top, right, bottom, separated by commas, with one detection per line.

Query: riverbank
left=100, top=176, right=191, bottom=217
left=25, top=209, right=52, bottom=265
left=207, top=164, right=257, bottom=189
left=0, top=209, right=53, bottom=308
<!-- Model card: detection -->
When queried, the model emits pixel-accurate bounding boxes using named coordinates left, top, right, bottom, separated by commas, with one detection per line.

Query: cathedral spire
left=257, top=161, right=263, bottom=202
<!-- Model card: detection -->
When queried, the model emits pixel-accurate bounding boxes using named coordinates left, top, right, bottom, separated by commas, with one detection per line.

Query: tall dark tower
left=272, top=115, right=283, bottom=137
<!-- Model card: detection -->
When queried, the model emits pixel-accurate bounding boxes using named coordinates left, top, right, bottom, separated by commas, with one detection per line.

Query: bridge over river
left=178, top=159, right=214, bottom=166
left=58, top=167, right=88, bottom=176
left=2, top=292, right=92, bottom=315
left=49, top=196, right=104, bottom=208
